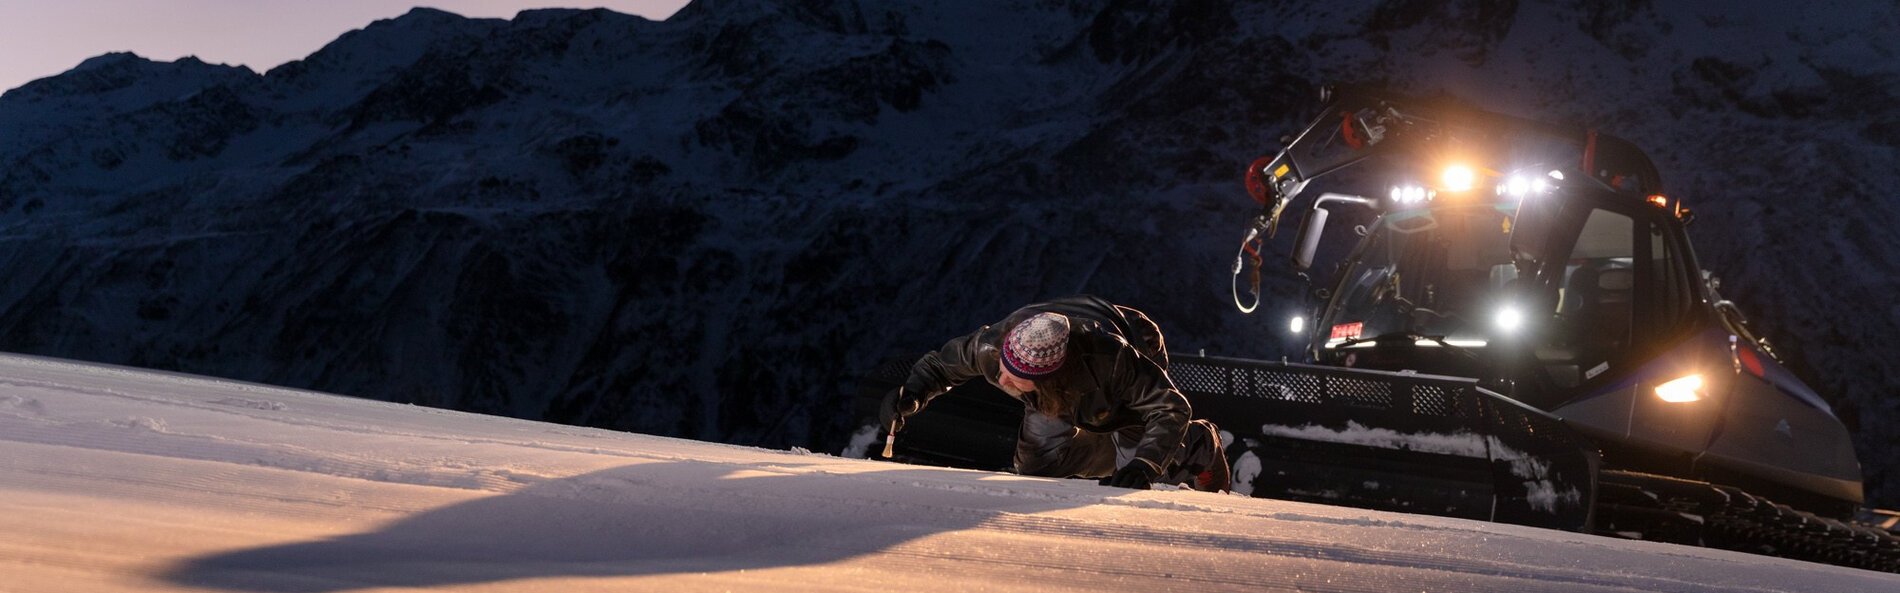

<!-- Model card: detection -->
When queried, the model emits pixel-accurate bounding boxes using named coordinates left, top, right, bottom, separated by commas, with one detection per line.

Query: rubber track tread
left=1599, top=471, right=1900, bottom=573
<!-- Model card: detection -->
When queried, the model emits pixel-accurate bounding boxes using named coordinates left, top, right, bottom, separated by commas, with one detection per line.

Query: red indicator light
left=1331, top=322, right=1363, bottom=341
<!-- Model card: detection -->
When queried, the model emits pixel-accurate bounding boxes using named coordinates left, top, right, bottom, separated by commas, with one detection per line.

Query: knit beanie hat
left=1002, top=312, right=1070, bottom=379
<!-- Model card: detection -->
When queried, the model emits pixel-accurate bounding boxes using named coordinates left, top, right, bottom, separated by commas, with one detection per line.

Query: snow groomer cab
left=1233, top=86, right=1879, bottom=566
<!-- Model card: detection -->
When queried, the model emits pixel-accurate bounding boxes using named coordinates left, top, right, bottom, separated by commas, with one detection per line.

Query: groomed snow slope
left=2, top=353, right=1894, bottom=593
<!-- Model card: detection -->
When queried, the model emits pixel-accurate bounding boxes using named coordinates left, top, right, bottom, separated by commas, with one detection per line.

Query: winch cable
left=1232, top=219, right=1265, bottom=313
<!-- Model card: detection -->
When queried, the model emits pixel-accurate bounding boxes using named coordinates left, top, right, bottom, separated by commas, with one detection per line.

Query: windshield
left=1325, top=203, right=1519, bottom=347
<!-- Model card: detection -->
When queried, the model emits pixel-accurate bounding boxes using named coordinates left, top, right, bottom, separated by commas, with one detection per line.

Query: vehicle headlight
left=1494, top=306, right=1524, bottom=333
left=1655, top=374, right=1705, bottom=403
left=1388, top=184, right=1431, bottom=205
left=1499, top=174, right=1553, bottom=199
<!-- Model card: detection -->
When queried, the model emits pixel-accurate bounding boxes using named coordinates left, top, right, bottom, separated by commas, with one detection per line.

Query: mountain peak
left=3, top=51, right=254, bottom=102
left=388, top=6, right=472, bottom=25
left=264, top=6, right=500, bottom=89
left=73, top=51, right=152, bottom=71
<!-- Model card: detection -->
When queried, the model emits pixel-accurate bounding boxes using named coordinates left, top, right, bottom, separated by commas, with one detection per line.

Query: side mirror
left=1291, top=192, right=1377, bottom=273
left=1291, top=207, right=1329, bottom=272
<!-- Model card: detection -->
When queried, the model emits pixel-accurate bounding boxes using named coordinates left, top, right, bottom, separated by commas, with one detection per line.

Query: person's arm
left=901, top=323, right=1005, bottom=410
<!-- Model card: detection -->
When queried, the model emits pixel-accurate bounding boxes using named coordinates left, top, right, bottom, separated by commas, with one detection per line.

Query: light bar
left=1498, top=175, right=1552, bottom=199
left=1329, top=338, right=1489, bottom=349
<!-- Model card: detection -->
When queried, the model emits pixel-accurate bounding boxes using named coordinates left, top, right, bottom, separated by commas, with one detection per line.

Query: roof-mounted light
left=1388, top=184, right=1433, bottom=207
left=1497, top=172, right=1555, bottom=201
left=1498, top=175, right=1552, bottom=199
left=1505, top=176, right=1530, bottom=196
left=1441, top=165, right=1477, bottom=192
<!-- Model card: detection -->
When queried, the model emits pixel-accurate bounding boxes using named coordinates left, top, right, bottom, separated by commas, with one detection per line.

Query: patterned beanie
left=1002, top=312, right=1070, bottom=378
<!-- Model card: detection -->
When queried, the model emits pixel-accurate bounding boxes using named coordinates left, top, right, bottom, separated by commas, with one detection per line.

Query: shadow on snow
left=161, top=458, right=1099, bottom=592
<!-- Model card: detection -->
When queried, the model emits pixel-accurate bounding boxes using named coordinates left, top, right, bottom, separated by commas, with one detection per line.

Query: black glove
left=1105, top=460, right=1160, bottom=490
left=877, top=388, right=921, bottom=435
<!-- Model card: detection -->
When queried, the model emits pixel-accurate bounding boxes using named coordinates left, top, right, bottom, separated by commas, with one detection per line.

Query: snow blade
left=1169, top=354, right=1600, bottom=532
left=851, top=352, right=1599, bottom=533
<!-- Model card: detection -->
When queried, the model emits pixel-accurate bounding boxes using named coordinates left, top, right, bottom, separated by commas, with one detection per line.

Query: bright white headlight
left=1495, top=306, right=1524, bottom=332
left=1505, top=176, right=1531, bottom=197
left=1388, top=185, right=1431, bottom=205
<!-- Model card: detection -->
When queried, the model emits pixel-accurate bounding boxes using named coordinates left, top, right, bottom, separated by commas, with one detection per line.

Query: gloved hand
left=877, top=388, right=921, bottom=436
left=1105, top=460, right=1160, bottom=490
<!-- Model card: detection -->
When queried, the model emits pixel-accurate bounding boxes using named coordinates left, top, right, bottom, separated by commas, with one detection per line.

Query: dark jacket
left=902, top=295, right=1190, bottom=470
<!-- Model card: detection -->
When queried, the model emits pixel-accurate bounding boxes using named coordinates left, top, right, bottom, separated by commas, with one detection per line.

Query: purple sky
left=0, top=1, right=692, bottom=93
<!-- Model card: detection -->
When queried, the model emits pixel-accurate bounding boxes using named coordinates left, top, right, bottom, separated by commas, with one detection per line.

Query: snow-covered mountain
left=5, top=352, right=1896, bottom=591
left=2, top=0, right=1897, bottom=509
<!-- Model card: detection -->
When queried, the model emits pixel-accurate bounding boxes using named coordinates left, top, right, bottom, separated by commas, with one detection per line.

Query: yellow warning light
left=1441, top=165, right=1476, bottom=192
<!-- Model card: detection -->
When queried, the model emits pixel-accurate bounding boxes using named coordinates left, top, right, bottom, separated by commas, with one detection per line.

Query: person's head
left=999, top=312, right=1069, bottom=400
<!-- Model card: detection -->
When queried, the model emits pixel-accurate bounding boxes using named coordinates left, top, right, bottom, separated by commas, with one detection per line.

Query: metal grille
left=1171, top=361, right=1328, bottom=402
left=1330, top=376, right=1392, bottom=409
left=1267, top=369, right=1324, bottom=403
left=1412, top=384, right=1459, bottom=416
left=1166, top=361, right=1227, bottom=394
left=1171, top=356, right=1488, bottom=418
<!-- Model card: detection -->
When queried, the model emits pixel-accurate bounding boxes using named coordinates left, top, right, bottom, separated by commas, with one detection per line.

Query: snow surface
left=3, top=353, right=1897, bottom=592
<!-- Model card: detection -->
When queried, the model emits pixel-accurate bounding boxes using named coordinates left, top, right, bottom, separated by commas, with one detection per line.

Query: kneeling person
left=882, top=295, right=1229, bottom=492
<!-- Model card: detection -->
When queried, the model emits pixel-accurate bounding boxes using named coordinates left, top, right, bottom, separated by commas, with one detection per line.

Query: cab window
left=1646, top=221, right=1692, bottom=336
left=1537, top=208, right=1693, bottom=388
left=1538, top=209, right=1633, bottom=388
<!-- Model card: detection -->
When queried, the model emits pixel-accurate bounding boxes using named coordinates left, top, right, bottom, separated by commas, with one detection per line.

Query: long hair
left=1031, top=376, right=1079, bottom=418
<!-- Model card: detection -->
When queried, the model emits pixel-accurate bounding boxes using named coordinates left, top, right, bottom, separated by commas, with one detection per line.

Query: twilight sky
left=0, top=1, right=693, bottom=94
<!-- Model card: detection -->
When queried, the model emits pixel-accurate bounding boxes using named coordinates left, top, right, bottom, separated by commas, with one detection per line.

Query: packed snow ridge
left=4, top=352, right=1897, bottom=592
